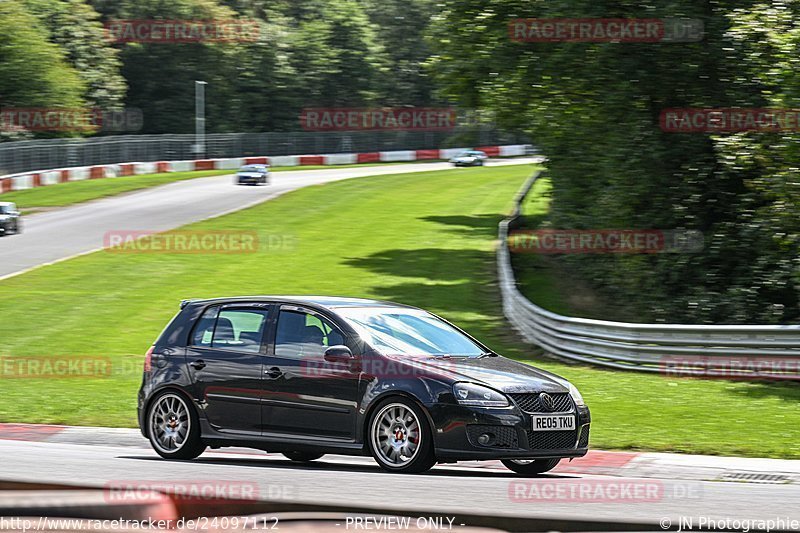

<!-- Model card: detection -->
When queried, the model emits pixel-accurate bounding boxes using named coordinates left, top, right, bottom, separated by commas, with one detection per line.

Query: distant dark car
left=235, top=164, right=270, bottom=185
left=0, top=202, right=21, bottom=236
left=138, top=296, right=590, bottom=475
left=450, top=150, right=488, bottom=167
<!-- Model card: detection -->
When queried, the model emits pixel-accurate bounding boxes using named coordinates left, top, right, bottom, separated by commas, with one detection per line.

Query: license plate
left=531, top=414, right=575, bottom=431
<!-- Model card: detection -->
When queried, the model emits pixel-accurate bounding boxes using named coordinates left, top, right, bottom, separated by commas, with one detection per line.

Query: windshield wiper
left=477, top=352, right=497, bottom=358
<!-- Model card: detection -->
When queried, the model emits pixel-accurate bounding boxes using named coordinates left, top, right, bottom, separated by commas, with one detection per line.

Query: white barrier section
left=134, top=162, right=158, bottom=175
left=69, top=167, right=90, bottom=181
left=439, top=147, right=470, bottom=159
left=499, top=145, right=528, bottom=157
left=269, top=155, right=300, bottom=167
left=379, top=150, right=416, bottom=162
left=41, top=171, right=61, bottom=186
left=105, top=165, right=121, bottom=178
left=171, top=160, right=193, bottom=172
left=324, top=153, right=357, bottom=165
left=12, top=175, right=34, bottom=190
left=218, top=158, right=243, bottom=170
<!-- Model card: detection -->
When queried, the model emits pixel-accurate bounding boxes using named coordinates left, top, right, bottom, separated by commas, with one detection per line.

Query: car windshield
left=239, top=166, right=262, bottom=172
left=337, top=307, right=485, bottom=357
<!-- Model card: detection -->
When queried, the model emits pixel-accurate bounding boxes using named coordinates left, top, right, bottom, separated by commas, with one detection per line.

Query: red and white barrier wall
left=0, top=144, right=531, bottom=194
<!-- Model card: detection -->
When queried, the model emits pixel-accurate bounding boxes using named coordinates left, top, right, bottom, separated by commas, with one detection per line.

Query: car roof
left=184, top=295, right=418, bottom=311
left=0, top=202, right=15, bottom=207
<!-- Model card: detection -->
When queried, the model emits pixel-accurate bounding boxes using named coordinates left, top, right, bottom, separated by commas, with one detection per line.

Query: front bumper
left=237, top=175, right=267, bottom=184
left=429, top=402, right=591, bottom=460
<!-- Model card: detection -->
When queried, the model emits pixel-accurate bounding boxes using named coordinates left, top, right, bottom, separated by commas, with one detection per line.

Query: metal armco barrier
left=497, top=172, right=800, bottom=378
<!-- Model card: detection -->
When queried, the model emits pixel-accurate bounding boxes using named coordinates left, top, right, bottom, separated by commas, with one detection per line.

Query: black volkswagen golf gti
left=138, top=296, right=590, bottom=475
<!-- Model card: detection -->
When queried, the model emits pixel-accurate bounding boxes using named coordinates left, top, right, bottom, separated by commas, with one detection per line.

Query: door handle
left=265, top=367, right=283, bottom=378
left=189, top=359, right=206, bottom=370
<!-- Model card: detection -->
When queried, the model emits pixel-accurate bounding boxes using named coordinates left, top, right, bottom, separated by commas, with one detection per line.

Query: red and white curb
left=0, top=145, right=532, bottom=194
left=1, top=423, right=796, bottom=483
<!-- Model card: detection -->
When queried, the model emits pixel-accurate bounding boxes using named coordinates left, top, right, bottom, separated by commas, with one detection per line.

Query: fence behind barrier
left=0, top=129, right=527, bottom=175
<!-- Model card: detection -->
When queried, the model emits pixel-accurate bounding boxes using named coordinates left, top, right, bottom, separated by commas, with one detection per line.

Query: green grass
left=1, top=160, right=447, bottom=212
left=511, top=179, right=574, bottom=314
left=0, top=163, right=798, bottom=458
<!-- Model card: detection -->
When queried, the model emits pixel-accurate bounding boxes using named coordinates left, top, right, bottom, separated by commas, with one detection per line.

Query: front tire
left=502, top=458, right=560, bottom=476
left=147, top=391, right=206, bottom=460
left=282, top=452, right=324, bottom=462
left=368, top=398, right=436, bottom=474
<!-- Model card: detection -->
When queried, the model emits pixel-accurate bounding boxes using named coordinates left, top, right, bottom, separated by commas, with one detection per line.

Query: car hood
left=238, top=172, right=265, bottom=177
left=390, top=355, right=570, bottom=393
left=451, top=156, right=475, bottom=161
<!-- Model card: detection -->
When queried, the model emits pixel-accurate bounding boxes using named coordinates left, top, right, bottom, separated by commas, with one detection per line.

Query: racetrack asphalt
left=0, top=435, right=797, bottom=529
left=0, top=159, right=541, bottom=280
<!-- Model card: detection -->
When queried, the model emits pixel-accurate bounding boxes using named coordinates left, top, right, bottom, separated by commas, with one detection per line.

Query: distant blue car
left=236, top=164, right=270, bottom=186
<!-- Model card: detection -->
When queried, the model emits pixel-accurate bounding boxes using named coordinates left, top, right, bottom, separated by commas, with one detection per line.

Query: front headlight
left=453, top=383, right=509, bottom=408
left=567, top=382, right=586, bottom=407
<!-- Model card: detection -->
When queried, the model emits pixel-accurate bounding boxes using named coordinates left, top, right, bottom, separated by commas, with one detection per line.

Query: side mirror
left=324, top=345, right=353, bottom=362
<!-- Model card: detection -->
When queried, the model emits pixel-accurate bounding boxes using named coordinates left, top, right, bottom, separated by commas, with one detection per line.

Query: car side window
left=191, top=306, right=219, bottom=346
left=275, top=310, right=346, bottom=359
left=211, top=309, right=269, bottom=353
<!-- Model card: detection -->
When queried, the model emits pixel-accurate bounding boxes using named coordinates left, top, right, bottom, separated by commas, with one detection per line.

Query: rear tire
left=147, top=391, right=206, bottom=460
left=282, top=452, right=324, bottom=462
left=502, top=458, right=560, bottom=476
left=367, top=397, right=436, bottom=474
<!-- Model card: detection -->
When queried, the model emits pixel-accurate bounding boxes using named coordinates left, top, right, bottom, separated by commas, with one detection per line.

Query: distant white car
left=235, top=164, right=270, bottom=186
left=450, top=150, right=488, bottom=167
left=0, top=202, right=21, bottom=236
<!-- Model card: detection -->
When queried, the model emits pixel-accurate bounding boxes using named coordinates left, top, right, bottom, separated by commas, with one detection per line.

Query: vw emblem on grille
left=539, top=392, right=556, bottom=412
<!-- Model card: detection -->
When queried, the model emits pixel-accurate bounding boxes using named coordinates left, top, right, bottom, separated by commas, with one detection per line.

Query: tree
left=288, top=0, right=388, bottom=107
left=428, top=0, right=800, bottom=324
left=0, top=1, right=85, bottom=132
left=364, top=0, right=439, bottom=105
left=22, top=0, right=126, bottom=109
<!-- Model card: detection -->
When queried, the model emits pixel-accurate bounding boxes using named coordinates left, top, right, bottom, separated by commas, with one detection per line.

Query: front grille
left=578, top=425, right=590, bottom=448
left=509, top=392, right=573, bottom=413
left=467, top=425, right=519, bottom=448
left=526, top=429, right=577, bottom=450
